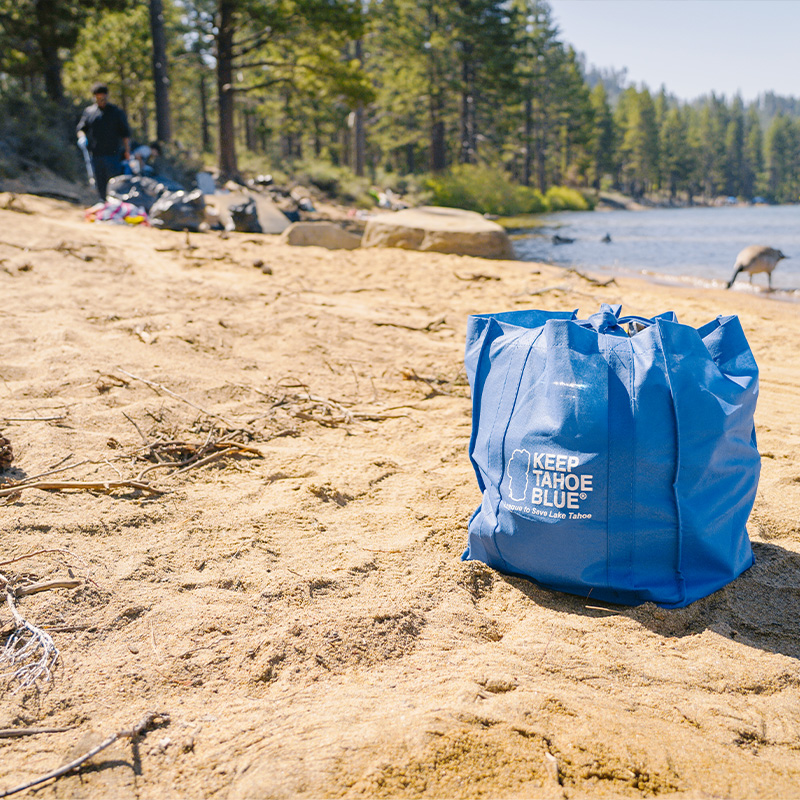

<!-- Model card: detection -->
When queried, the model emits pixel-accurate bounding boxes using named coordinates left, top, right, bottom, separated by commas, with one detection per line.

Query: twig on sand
left=117, top=368, right=238, bottom=429
left=453, top=272, right=500, bottom=282
left=0, top=480, right=164, bottom=499
left=374, top=316, right=447, bottom=333
left=0, top=727, right=74, bottom=739
left=13, top=579, right=83, bottom=599
left=0, top=549, right=87, bottom=569
left=0, top=711, right=169, bottom=799
left=568, top=268, right=617, bottom=287
left=0, top=416, right=67, bottom=423
left=122, top=412, right=151, bottom=446
left=5, top=459, right=92, bottom=487
left=135, top=440, right=262, bottom=482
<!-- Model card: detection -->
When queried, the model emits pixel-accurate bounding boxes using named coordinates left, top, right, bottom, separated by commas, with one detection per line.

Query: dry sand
left=1, top=193, right=800, bottom=799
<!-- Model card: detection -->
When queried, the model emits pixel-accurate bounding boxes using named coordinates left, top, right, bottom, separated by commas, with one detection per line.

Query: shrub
left=294, top=159, right=345, bottom=193
left=545, top=185, right=594, bottom=211
left=425, top=164, right=548, bottom=216
left=0, top=91, right=82, bottom=181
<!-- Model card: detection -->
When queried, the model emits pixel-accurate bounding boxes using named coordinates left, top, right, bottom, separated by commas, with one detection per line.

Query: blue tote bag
left=463, top=304, right=759, bottom=608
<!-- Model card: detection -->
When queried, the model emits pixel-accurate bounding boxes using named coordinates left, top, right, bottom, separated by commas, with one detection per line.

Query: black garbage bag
left=106, top=175, right=184, bottom=212
left=149, top=188, right=206, bottom=232
left=229, top=198, right=262, bottom=233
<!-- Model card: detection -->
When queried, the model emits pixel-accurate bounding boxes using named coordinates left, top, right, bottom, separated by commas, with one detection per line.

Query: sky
left=547, top=0, right=800, bottom=102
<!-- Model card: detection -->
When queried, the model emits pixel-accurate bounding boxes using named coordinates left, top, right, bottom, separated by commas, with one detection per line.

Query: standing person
left=76, top=82, right=131, bottom=200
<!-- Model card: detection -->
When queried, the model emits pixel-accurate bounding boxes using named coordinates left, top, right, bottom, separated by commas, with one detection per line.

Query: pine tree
left=588, top=83, right=616, bottom=190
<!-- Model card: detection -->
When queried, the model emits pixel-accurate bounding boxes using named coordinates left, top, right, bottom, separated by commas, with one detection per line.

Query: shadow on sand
left=498, top=541, right=800, bottom=662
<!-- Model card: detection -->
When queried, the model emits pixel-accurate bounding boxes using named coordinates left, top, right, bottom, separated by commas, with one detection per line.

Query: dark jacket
left=77, top=102, right=131, bottom=157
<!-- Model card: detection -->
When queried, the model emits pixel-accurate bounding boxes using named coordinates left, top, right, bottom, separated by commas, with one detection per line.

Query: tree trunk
left=430, top=93, right=446, bottom=172
left=199, top=72, right=212, bottom=152
left=140, top=104, right=150, bottom=141
left=216, top=0, right=238, bottom=179
left=119, top=63, right=129, bottom=115
left=149, top=0, right=172, bottom=143
left=245, top=110, right=257, bottom=152
left=459, top=57, right=476, bottom=164
left=34, top=0, right=64, bottom=104
left=353, top=39, right=366, bottom=176
left=523, top=94, right=533, bottom=187
left=406, top=143, right=415, bottom=174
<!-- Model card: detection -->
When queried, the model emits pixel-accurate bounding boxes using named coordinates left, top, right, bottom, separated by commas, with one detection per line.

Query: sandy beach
left=2, top=194, right=800, bottom=798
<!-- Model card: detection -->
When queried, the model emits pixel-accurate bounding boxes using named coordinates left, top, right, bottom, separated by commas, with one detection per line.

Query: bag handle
left=574, top=305, right=679, bottom=336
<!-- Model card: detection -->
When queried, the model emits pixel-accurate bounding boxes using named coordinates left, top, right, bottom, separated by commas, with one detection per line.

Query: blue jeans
left=91, top=154, right=123, bottom=200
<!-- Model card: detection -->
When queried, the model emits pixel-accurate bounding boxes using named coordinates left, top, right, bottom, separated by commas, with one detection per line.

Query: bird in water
left=601, top=233, right=612, bottom=243
left=727, top=245, right=788, bottom=290
left=552, top=234, right=574, bottom=244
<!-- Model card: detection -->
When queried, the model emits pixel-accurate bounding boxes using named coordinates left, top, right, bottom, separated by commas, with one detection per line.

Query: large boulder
left=280, top=221, right=361, bottom=250
left=361, top=206, right=514, bottom=259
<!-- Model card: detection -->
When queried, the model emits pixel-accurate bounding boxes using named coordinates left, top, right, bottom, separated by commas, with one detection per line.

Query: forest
left=2, top=0, right=800, bottom=211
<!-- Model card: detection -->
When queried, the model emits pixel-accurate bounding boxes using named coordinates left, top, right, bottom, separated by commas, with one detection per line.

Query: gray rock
left=361, top=206, right=515, bottom=259
left=280, top=221, right=362, bottom=250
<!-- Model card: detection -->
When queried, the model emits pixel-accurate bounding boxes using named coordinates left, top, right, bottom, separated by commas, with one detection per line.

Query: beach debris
left=229, top=198, right=262, bottom=233
left=149, top=189, right=206, bottom=232
left=0, top=479, right=165, bottom=500
left=134, top=437, right=262, bottom=482
left=727, top=245, right=788, bottom=289
left=453, top=271, right=500, bottom=281
left=0, top=711, right=169, bottom=798
left=117, top=367, right=240, bottom=430
left=374, top=316, right=447, bottom=333
left=0, top=432, right=12, bottom=471
left=0, top=556, right=86, bottom=691
left=85, top=199, right=149, bottom=225
left=106, top=175, right=183, bottom=212
left=253, top=259, right=273, bottom=274
left=0, top=726, right=74, bottom=739
left=568, top=268, right=617, bottom=287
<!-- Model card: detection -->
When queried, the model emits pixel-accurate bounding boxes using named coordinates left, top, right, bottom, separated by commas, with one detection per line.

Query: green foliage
left=64, top=4, right=153, bottom=124
left=0, top=90, right=80, bottom=180
left=765, top=114, right=800, bottom=203
left=425, top=164, right=549, bottom=215
left=293, top=159, right=373, bottom=205
left=6, top=0, right=800, bottom=206
left=545, top=186, right=593, bottom=211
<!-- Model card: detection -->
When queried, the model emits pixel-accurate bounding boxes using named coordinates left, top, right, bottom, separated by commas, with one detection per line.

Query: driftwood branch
left=13, top=579, right=83, bottom=598
left=0, top=480, right=164, bottom=499
left=0, top=726, right=73, bottom=739
left=569, top=268, right=617, bottom=287
left=374, top=316, right=447, bottom=332
left=0, top=416, right=67, bottom=423
left=0, top=711, right=169, bottom=798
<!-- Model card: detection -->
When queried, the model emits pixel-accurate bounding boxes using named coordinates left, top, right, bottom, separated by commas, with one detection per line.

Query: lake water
left=512, top=205, right=800, bottom=300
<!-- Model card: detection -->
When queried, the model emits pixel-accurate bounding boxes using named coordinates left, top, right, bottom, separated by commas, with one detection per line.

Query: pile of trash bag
left=149, top=189, right=206, bottom=232
left=229, top=198, right=262, bottom=233
left=106, top=175, right=184, bottom=212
